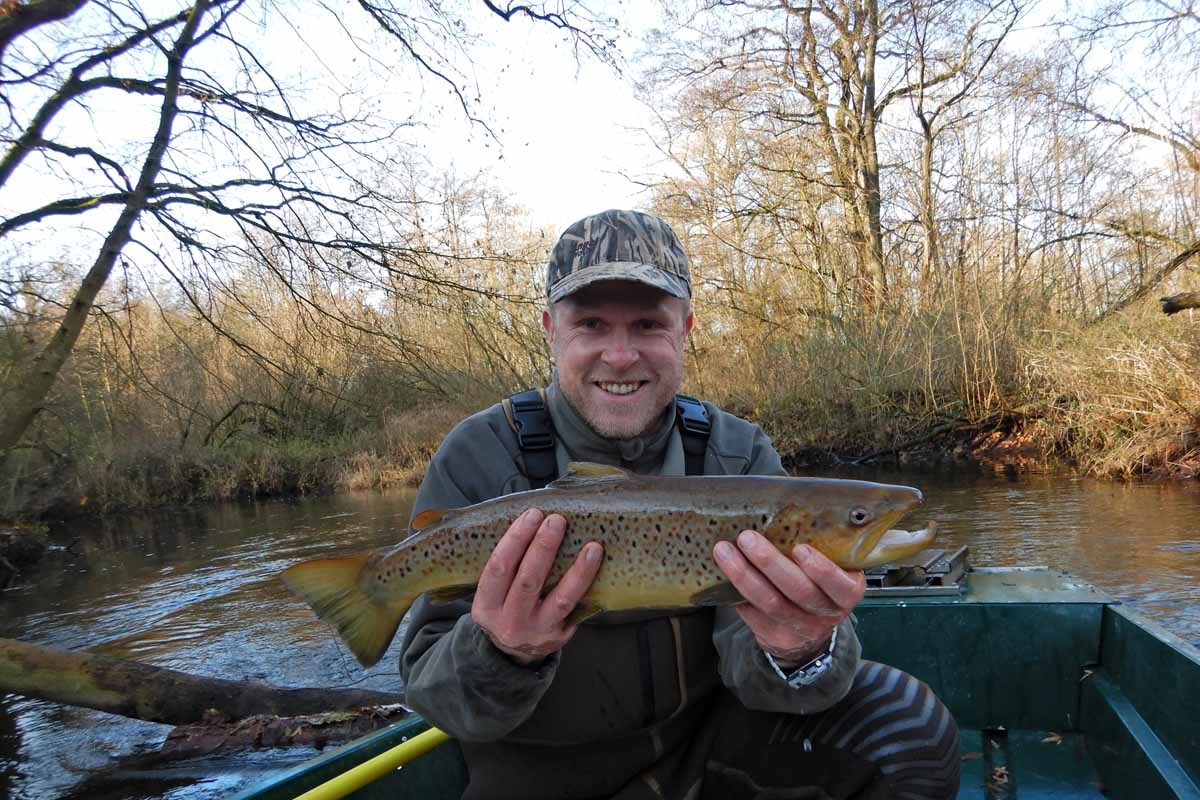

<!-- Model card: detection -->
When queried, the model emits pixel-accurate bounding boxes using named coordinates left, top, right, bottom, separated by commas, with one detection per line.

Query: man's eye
left=582, top=319, right=601, bottom=330
left=639, top=319, right=660, bottom=330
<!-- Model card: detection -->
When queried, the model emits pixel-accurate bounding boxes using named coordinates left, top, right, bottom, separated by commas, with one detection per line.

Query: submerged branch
left=0, top=637, right=404, bottom=726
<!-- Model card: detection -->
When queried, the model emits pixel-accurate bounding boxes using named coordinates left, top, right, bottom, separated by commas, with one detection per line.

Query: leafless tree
left=644, top=0, right=1020, bottom=310
left=1049, top=1, right=1200, bottom=320
left=0, top=0, right=616, bottom=454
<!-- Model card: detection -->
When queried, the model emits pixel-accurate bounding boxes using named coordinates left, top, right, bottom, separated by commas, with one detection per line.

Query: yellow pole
left=292, top=726, right=451, bottom=800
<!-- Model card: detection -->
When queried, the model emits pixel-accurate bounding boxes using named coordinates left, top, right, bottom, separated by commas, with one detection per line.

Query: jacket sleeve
left=710, top=419, right=864, bottom=714
left=397, top=411, right=561, bottom=742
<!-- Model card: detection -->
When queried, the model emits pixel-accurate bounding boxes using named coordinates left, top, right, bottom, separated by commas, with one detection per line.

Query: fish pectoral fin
left=426, top=584, right=476, bottom=604
left=690, top=581, right=745, bottom=607
left=564, top=602, right=603, bottom=627
left=549, top=462, right=631, bottom=488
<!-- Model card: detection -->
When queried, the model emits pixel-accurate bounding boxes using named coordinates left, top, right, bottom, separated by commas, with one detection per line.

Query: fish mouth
left=857, top=521, right=939, bottom=568
left=847, top=501, right=922, bottom=565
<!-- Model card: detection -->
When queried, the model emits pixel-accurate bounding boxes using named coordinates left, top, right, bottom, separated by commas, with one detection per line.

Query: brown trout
left=283, top=462, right=935, bottom=666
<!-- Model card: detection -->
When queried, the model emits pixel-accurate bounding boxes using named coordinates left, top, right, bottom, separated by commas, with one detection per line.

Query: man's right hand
left=471, top=508, right=604, bottom=666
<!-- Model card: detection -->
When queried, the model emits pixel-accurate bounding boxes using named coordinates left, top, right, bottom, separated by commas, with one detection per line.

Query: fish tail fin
left=282, top=551, right=416, bottom=668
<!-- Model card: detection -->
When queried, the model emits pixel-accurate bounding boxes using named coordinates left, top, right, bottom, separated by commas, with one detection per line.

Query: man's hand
left=714, top=531, right=865, bottom=668
left=472, top=508, right=604, bottom=666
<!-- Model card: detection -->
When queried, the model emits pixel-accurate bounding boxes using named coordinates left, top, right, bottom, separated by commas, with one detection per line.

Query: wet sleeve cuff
left=715, top=614, right=861, bottom=715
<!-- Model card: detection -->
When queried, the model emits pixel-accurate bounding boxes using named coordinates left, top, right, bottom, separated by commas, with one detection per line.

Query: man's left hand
left=713, top=530, right=865, bottom=669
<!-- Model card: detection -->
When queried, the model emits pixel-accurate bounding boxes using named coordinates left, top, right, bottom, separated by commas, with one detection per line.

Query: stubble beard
left=563, top=370, right=682, bottom=441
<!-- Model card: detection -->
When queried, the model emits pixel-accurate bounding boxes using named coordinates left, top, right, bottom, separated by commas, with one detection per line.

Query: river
left=1, top=467, right=1198, bottom=799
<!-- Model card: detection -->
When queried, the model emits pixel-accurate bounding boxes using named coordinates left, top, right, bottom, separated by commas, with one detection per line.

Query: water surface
left=1, top=468, right=1197, bottom=798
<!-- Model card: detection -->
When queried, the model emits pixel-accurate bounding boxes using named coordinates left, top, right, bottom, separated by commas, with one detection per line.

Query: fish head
left=765, top=480, right=926, bottom=570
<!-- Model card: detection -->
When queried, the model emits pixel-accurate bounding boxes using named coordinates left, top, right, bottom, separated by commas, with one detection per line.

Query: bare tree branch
left=0, top=0, right=88, bottom=63
left=0, top=0, right=211, bottom=452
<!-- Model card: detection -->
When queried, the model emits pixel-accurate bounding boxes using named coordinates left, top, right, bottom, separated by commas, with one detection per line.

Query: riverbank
left=0, top=524, right=47, bottom=587
left=4, top=397, right=1182, bottom=526
left=4, top=303, right=1197, bottom=523
left=1, top=405, right=465, bottom=522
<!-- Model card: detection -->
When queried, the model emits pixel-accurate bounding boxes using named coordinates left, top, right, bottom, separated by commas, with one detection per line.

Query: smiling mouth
left=595, top=380, right=648, bottom=396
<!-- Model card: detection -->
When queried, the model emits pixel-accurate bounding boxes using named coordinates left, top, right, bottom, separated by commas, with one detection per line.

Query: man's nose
left=600, top=333, right=639, bottom=370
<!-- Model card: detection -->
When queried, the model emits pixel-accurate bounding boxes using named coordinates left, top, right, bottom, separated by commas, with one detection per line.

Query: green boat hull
left=236, top=568, right=1200, bottom=799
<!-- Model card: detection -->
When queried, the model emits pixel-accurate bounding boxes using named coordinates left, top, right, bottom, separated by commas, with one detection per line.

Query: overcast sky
left=408, top=4, right=670, bottom=229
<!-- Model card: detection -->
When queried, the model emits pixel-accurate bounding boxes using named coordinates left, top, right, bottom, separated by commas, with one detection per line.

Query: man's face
left=544, top=280, right=694, bottom=440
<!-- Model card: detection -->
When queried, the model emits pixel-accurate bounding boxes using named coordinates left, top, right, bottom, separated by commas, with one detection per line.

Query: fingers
left=716, top=532, right=858, bottom=666
left=717, top=531, right=843, bottom=618
left=714, top=538, right=796, bottom=618
left=474, top=508, right=545, bottom=614
left=472, top=509, right=603, bottom=666
left=507, top=513, right=567, bottom=615
left=542, top=542, right=604, bottom=623
left=792, top=543, right=866, bottom=611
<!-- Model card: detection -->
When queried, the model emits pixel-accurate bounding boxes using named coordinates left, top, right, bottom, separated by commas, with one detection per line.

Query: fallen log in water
left=0, top=637, right=404, bottom=726
left=159, top=705, right=411, bottom=757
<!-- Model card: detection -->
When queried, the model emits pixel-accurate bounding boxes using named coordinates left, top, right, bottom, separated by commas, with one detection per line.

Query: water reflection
left=0, top=491, right=418, bottom=800
left=0, top=471, right=1197, bottom=798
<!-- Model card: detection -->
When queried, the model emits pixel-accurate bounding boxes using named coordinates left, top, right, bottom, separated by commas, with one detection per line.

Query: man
left=399, top=210, right=959, bottom=799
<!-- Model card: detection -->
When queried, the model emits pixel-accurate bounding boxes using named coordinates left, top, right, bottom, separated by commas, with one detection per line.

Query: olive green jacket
left=397, top=395, right=861, bottom=799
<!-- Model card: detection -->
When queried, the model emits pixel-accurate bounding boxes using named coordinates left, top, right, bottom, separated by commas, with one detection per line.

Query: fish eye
left=848, top=507, right=870, bottom=526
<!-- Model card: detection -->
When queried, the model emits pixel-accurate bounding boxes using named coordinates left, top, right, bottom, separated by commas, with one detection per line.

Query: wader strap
left=675, top=394, right=711, bottom=477
left=503, top=388, right=557, bottom=489
left=503, top=389, right=712, bottom=488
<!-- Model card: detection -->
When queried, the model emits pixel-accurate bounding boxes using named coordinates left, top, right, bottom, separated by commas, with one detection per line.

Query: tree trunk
left=859, top=0, right=887, bottom=302
left=0, top=0, right=88, bottom=63
left=0, top=637, right=403, bottom=726
left=0, top=2, right=207, bottom=454
left=1161, top=292, right=1200, bottom=315
left=918, top=117, right=938, bottom=302
left=1093, top=238, right=1200, bottom=322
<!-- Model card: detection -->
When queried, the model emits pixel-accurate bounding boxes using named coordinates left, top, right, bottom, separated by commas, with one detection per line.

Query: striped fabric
left=696, top=661, right=960, bottom=799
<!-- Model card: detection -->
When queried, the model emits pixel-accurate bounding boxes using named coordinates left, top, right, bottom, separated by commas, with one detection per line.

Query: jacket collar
left=545, top=374, right=681, bottom=475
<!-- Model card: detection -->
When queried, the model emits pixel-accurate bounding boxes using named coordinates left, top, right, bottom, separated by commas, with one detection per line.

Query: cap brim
left=548, top=261, right=690, bottom=303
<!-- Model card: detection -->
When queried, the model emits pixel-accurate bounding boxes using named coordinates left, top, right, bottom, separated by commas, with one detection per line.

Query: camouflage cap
left=546, top=209, right=691, bottom=303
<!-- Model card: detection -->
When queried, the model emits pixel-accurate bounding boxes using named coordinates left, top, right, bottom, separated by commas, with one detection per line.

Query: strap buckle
left=510, top=390, right=554, bottom=451
left=675, top=394, right=711, bottom=437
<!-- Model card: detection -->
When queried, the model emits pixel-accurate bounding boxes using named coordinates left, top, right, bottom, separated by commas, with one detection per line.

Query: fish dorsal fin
left=411, top=508, right=447, bottom=530
left=549, top=461, right=631, bottom=488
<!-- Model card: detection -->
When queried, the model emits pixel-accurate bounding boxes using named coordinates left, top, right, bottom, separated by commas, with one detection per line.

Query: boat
left=235, top=551, right=1200, bottom=799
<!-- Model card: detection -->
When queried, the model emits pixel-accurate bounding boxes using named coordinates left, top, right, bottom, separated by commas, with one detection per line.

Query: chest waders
left=502, top=389, right=712, bottom=484
left=486, top=390, right=962, bottom=800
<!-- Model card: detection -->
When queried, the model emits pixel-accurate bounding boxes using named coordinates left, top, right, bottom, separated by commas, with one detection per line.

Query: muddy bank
left=0, top=526, right=47, bottom=587
left=780, top=417, right=1058, bottom=477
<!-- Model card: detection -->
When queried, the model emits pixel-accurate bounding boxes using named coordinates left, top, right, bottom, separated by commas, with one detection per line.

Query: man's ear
left=683, top=310, right=695, bottom=336
left=542, top=308, right=553, bottom=342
